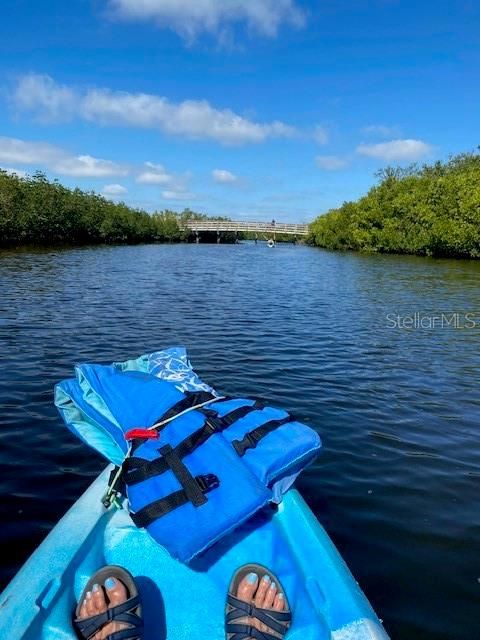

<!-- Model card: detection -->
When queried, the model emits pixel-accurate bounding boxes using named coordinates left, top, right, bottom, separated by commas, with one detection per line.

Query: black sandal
left=226, top=563, right=292, bottom=640
left=73, top=565, right=143, bottom=640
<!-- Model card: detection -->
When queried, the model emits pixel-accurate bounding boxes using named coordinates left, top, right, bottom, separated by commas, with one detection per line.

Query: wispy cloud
left=136, top=161, right=192, bottom=202
left=162, top=189, right=195, bottom=201
left=136, top=162, right=176, bottom=185
left=212, top=168, right=238, bottom=184
left=316, top=155, right=349, bottom=170
left=0, top=136, right=128, bottom=177
left=102, top=183, right=127, bottom=195
left=361, top=124, right=400, bottom=138
left=356, top=139, right=432, bottom=161
left=55, top=155, right=128, bottom=177
left=313, top=126, right=329, bottom=145
left=107, top=0, right=305, bottom=42
left=12, top=73, right=298, bottom=146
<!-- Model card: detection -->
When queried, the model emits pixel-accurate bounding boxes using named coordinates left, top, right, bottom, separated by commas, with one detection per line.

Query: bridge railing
left=182, top=220, right=309, bottom=236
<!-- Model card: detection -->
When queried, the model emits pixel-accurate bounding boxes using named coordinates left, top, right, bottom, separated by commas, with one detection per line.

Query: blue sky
left=0, top=0, right=478, bottom=222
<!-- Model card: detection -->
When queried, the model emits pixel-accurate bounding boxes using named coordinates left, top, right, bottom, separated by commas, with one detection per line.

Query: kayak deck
left=0, top=467, right=388, bottom=639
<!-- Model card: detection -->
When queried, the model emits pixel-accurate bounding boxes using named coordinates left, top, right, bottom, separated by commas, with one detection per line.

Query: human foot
left=226, top=566, right=291, bottom=639
left=74, top=567, right=143, bottom=640
left=77, top=577, right=129, bottom=639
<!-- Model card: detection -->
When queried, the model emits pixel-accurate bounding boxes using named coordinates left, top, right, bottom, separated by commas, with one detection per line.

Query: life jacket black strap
left=202, top=400, right=264, bottom=427
left=159, top=443, right=207, bottom=507
left=232, top=415, right=295, bottom=456
left=151, top=390, right=219, bottom=429
left=129, top=390, right=222, bottom=454
left=124, top=401, right=264, bottom=486
left=130, top=473, right=219, bottom=528
left=124, top=416, right=224, bottom=486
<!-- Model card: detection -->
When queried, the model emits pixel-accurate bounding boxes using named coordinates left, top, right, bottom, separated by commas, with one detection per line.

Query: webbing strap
left=159, top=444, right=206, bottom=507
left=232, top=415, right=295, bottom=456
left=124, top=401, right=264, bottom=486
left=152, top=390, right=218, bottom=429
left=203, top=400, right=264, bottom=427
left=124, top=416, right=222, bottom=485
left=130, top=473, right=219, bottom=528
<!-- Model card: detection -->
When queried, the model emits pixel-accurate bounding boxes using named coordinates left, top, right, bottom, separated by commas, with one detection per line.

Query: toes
left=254, top=574, right=271, bottom=608
left=79, top=599, right=88, bottom=619
left=104, top=577, right=128, bottom=606
left=263, top=581, right=277, bottom=609
left=237, top=572, right=259, bottom=603
left=92, top=583, right=107, bottom=614
left=85, top=591, right=96, bottom=617
left=273, top=592, right=285, bottom=611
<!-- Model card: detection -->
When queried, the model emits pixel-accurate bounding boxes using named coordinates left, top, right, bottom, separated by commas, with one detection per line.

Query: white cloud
left=313, top=126, right=329, bottom=145
left=361, top=125, right=400, bottom=138
left=356, top=139, right=432, bottom=161
left=54, top=154, right=128, bottom=177
left=162, top=189, right=194, bottom=201
left=136, top=162, right=174, bottom=185
left=212, top=168, right=238, bottom=184
left=0, top=136, right=63, bottom=165
left=1, top=166, right=27, bottom=178
left=136, top=161, right=192, bottom=202
left=12, top=73, right=298, bottom=146
left=108, top=0, right=305, bottom=41
left=11, top=74, right=76, bottom=122
left=316, top=155, right=348, bottom=170
left=102, top=183, right=128, bottom=195
left=0, top=136, right=128, bottom=177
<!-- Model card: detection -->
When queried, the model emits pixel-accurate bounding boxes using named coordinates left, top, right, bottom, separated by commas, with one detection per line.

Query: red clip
left=125, top=428, right=159, bottom=441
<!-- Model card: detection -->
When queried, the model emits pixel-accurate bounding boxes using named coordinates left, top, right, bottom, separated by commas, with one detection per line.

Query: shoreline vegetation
left=2, top=151, right=479, bottom=258
left=0, top=169, right=296, bottom=248
left=0, top=170, right=239, bottom=247
left=308, top=151, right=480, bottom=259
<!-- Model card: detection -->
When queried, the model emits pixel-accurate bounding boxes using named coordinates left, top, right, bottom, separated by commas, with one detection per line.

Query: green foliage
left=308, top=151, right=480, bottom=258
left=0, top=171, right=219, bottom=247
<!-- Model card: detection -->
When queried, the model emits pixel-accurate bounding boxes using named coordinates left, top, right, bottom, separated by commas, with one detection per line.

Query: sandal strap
left=105, top=627, right=143, bottom=640
left=227, top=594, right=291, bottom=623
left=74, top=594, right=142, bottom=639
left=226, top=623, right=280, bottom=640
left=227, top=594, right=291, bottom=637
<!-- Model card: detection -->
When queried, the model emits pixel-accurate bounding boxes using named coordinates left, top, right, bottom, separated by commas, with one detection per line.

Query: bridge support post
left=217, top=230, right=221, bottom=244
left=195, top=230, right=199, bottom=244
left=235, top=230, right=238, bottom=244
left=255, top=233, right=258, bottom=245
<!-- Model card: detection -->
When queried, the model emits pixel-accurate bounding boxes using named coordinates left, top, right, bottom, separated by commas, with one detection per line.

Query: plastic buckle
left=197, top=474, right=220, bottom=492
left=102, top=467, right=125, bottom=510
left=102, top=486, right=124, bottom=510
left=245, top=433, right=258, bottom=450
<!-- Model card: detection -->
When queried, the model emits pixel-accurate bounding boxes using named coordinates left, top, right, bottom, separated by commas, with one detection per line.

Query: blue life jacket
left=55, top=362, right=321, bottom=563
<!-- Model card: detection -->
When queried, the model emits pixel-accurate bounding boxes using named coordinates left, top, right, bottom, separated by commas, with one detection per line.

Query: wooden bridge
left=183, top=220, right=309, bottom=236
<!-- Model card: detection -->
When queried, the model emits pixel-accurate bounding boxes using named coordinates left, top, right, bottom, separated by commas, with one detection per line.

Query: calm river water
left=0, top=243, right=479, bottom=638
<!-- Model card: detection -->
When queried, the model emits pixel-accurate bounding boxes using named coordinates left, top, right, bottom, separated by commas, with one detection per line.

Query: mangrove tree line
left=309, top=151, right=480, bottom=258
left=0, top=170, right=228, bottom=247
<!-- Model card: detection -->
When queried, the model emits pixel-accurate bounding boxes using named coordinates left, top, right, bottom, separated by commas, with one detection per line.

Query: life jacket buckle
left=197, top=473, right=220, bottom=492
left=102, top=466, right=125, bottom=509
